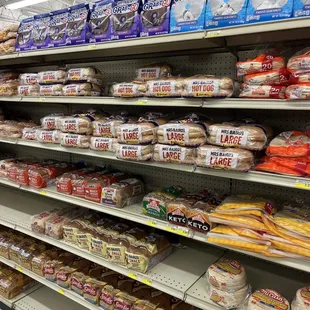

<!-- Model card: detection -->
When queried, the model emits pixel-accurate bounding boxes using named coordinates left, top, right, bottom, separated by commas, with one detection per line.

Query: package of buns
left=116, top=144, right=153, bottom=161
left=196, top=145, right=254, bottom=171
left=286, top=83, right=310, bottom=100
left=84, top=278, right=107, bottom=305
left=153, top=144, right=197, bottom=164
left=0, top=24, right=18, bottom=42
left=291, top=286, right=310, bottom=310
left=67, top=67, right=103, bottom=86
left=90, top=137, right=117, bottom=152
left=0, top=38, right=16, bottom=55
left=287, top=47, right=310, bottom=73
left=18, top=84, right=40, bottom=96
left=39, top=84, right=64, bottom=96
left=136, top=63, right=172, bottom=81
left=207, top=121, right=273, bottom=151
left=125, top=233, right=172, bottom=273
left=0, top=81, right=18, bottom=96
left=36, top=129, right=61, bottom=144
left=0, top=121, right=22, bottom=138
left=157, top=114, right=211, bottom=147
left=57, top=114, right=94, bottom=134
left=110, top=82, right=147, bottom=97
left=38, top=70, right=66, bottom=84
left=101, top=178, right=144, bottom=208
left=63, top=83, right=101, bottom=96
left=243, top=69, right=290, bottom=86
left=182, top=75, right=234, bottom=98
left=22, top=127, right=38, bottom=140
left=145, top=77, right=183, bottom=97
left=60, top=133, right=91, bottom=149
left=239, top=84, right=286, bottom=99
left=289, top=71, right=310, bottom=84
left=40, top=114, right=64, bottom=130
left=0, top=71, right=19, bottom=83
left=19, top=73, right=38, bottom=85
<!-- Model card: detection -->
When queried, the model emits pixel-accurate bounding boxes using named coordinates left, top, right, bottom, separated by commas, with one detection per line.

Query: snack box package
left=294, top=0, right=310, bottom=17
left=111, top=0, right=142, bottom=40
left=66, top=3, right=91, bottom=45
left=90, top=0, right=113, bottom=43
left=246, top=0, right=293, bottom=23
left=16, top=17, right=34, bottom=52
left=205, top=0, right=248, bottom=29
left=170, top=0, right=206, bottom=33
left=140, top=0, right=171, bottom=37
left=32, top=13, right=50, bottom=50
left=48, top=8, right=70, bottom=48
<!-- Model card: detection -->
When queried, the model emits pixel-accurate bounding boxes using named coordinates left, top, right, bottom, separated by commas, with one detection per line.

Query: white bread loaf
left=153, top=144, right=196, bottom=164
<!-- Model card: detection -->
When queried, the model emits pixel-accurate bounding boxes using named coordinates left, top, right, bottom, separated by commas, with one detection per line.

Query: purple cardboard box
left=16, top=17, right=34, bottom=52
left=66, top=3, right=91, bottom=45
left=111, top=0, right=142, bottom=40
left=48, top=8, right=70, bottom=48
left=90, top=0, right=113, bottom=43
left=32, top=13, right=50, bottom=50
left=140, top=0, right=171, bottom=37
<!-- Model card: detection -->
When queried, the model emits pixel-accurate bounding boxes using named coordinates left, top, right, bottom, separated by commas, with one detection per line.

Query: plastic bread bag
left=145, top=77, right=183, bottom=97
left=40, top=114, right=64, bottom=130
left=90, top=137, right=117, bottom=152
left=153, top=144, right=197, bottom=164
left=32, top=13, right=50, bottom=49
left=16, top=17, right=34, bottom=52
left=286, top=83, right=310, bottom=100
left=0, top=81, right=19, bottom=96
left=116, top=112, right=167, bottom=144
left=243, top=69, right=290, bottom=86
left=157, top=114, right=212, bottom=147
left=196, top=145, right=254, bottom=171
left=242, top=289, right=290, bottom=310
left=19, top=73, right=38, bottom=85
left=57, top=113, right=96, bottom=134
left=18, top=84, right=40, bottom=96
left=207, top=121, right=273, bottom=151
left=0, top=24, right=18, bottom=42
left=110, top=81, right=147, bottom=97
left=22, top=127, right=39, bottom=140
left=67, top=67, right=103, bottom=86
left=0, top=38, right=16, bottom=54
left=287, top=47, right=310, bottom=73
left=0, top=72, right=20, bottom=83
left=289, top=71, right=310, bottom=84
left=239, top=84, right=286, bottom=99
left=38, top=70, right=66, bottom=84
left=100, top=285, right=120, bottom=309
left=39, top=84, right=64, bottom=96
left=291, top=287, right=310, bottom=310
left=63, top=83, right=101, bottom=96
left=266, top=131, right=310, bottom=157
left=236, top=53, right=286, bottom=76
left=36, top=129, right=61, bottom=144
left=181, top=75, right=234, bottom=98
left=60, top=133, right=91, bottom=149
left=116, top=144, right=153, bottom=161
left=135, top=63, right=172, bottom=81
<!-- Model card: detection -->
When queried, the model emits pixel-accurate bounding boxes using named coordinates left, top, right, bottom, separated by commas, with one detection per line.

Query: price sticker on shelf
left=38, top=97, right=45, bottom=102
left=206, top=30, right=221, bottom=38
left=127, top=272, right=137, bottom=280
left=87, top=44, right=96, bottom=50
left=146, top=220, right=157, bottom=227
left=176, top=227, right=189, bottom=237
left=58, top=288, right=65, bottom=295
left=295, top=179, right=310, bottom=190
left=16, top=266, right=23, bottom=272
left=141, top=278, right=152, bottom=286
left=137, top=100, right=147, bottom=105
left=165, top=225, right=178, bottom=234
left=40, top=190, right=47, bottom=195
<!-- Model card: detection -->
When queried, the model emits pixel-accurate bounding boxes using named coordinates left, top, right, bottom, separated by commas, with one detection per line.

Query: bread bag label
left=187, top=211, right=210, bottom=233
left=41, top=71, right=57, bottom=83
left=42, top=117, right=57, bottom=129
left=62, top=134, right=81, bottom=147
left=91, top=236, right=108, bottom=258
left=102, top=187, right=117, bottom=205
left=205, top=150, right=238, bottom=168
left=23, top=129, right=37, bottom=140
left=63, top=119, right=79, bottom=132
left=100, top=291, right=114, bottom=306
left=143, top=197, right=167, bottom=220
left=71, top=278, right=84, bottom=295
left=40, top=85, right=61, bottom=96
left=91, top=137, right=113, bottom=151
left=149, top=80, right=175, bottom=97
left=125, top=251, right=148, bottom=273
left=158, top=145, right=186, bottom=162
left=120, top=127, right=141, bottom=144
left=18, top=85, right=31, bottom=95
left=119, top=145, right=142, bottom=160
left=215, top=129, right=249, bottom=147
left=300, top=286, right=310, bottom=302
left=38, top=130, right=58, bottom=143
left=188, top=79, right=220, bottom=97
left=63, top=84, right=80, bottom=96
left=116, top=84, right=139, bottom=97
left=167, top=204, right=187, bottom=226
left=138, top=68, right=160, bottom=80
left=21, top=73, right=38, bottom=84
left=68, top=68, right=84, bottom=80
left=107, top=245, right=125, bottom=265
left=94, top=122, right=114, bottom=137
left=162, top=125, right=189, bottom=145
left=251, top=289, right=289, bottom=310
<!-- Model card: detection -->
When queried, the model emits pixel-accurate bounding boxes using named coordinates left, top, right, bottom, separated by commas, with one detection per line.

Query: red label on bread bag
left=206, top=150, right=238, bottom=168
left=269, top=86, right=285, bottom=99
left=100, top=292, right=114, bottom=305
left=56, top=179, right=72, bottom=194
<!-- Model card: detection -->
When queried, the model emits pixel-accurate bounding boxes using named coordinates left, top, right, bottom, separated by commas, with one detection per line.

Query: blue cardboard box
left=293, top=0, right=310, bottom=17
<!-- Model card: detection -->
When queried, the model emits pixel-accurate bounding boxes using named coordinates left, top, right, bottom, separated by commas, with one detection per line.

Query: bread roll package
left=67, top=67, right=103, bottom=86
left=145, top=77, right=183, bottom=97
left=110, top=82, right=147, bottom=97
left=19, top=73, right=38, bottom=85
left=40, top=114, right=64, bottom=130
left=243, top=69, right=290, bottom=86
left=135, top=63, right=172, bottom=81
left=153, top=144, right=197, bottom=164
left=0, top=38, right=16, bottom=55
left=286, top=83, right=310, bottom=100
left=18, top=84, right=40, bottom=96
left=38, top=70, right=66, bottom=84
left=182, top=75, right=234, bottom=98
left=39, top=84, right=64, bottom=96
left=90, top=137, right=117, bottom=152
left=291, top=286, right=310, bottom=310
left=36, top=129, right=61, bottom=144
left=287, top=47, right=310, bottom=73
left=0, top=81, right=18, bottom=96
left=92, top=115, right=127, bottom=138
left=57, top=115, right=93, bottom=134
left=288, top=71, right=310, bottom=84
left=196, top=145, right=254, bottom=171
left=63, top=83, right=101, bottom=96
left=116, top=144, right=154, bottom=161
left=22, top=127, right=38, bottom=140
left=207, top=121, right=273, bottom=151
left=239, top=84, right=286, bottom=99
left=60, top=133, right=91, bottom=149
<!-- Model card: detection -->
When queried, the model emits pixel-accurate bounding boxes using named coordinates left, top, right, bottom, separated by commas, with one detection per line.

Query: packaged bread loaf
left=100, top=285, right=120, bottom=310
left=90, top=137, right=117, bottom=152
left=36, top=129, right=61, bottom=144
left=67, top=67, right=103, bottom=85
left=145, top=77, right=183, bottom=97
left=19, top=243, right=46, bottom=270
left=291, top=286, right=310, bottom=310
left=39, top=84, right=64, bottom=96
left=110, top=82, right=147, bottom=97
left=182, top=75, right=234, bottom=98
left=207, top=121, right=273, bottom=151
left=41, top=114, right=64, bottom=130
left=60, top=133, right=91, bottom=149
left=287, top=47, right=310, bottom=73
left=57, top=115, right=93, bottom=134
left=31, top=249, right=58, bottom=276
left=286, top=83, right=310, bottom=100
left=116, top=144, right=153, bottom=161
left=289, top=71, right=310, bottom=84
left=0, top=81, right=18, bottom=96
left=84, top=278, right=107, bottom=305
left=18, top=84, right=40, bottom=96
left=63, top=83, right=101, bottom=96
left=243, top=69, right=290, bottom=85
left=22, top=127, right=38, bottom=140
left=135, top=63, right=172, bottom=81
left=19, top=73, right=38, bottom=85
left=239, top=84, right=286, bottom=99
left=196, top=145, right=254, bottom=171
left=38, top=70, right=66, bottom=84
left=153, top=144, right=196, bottom=164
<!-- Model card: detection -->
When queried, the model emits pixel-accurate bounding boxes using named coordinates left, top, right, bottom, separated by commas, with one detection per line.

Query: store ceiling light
left=6, top=0, right=48, bottom=10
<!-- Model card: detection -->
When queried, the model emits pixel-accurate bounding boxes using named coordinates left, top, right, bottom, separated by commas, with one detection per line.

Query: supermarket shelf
left=14, top=286, right=88, bottom=310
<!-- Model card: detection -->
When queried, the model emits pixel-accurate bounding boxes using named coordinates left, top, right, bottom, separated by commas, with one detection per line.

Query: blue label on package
left=16, top=17, right=34, bottom=52
left=140, top=0, right=171, bottom=37
left=293, top=0, right=310, bottom=17
left=48, top=8, right=70, bottom=47
left=205, top=0, right=248, bottom=28
left=170, top=0, right=206, bottom=33
left=32, top=13, right=50, bottom=50
left=90, top=0, right=113, bottom=42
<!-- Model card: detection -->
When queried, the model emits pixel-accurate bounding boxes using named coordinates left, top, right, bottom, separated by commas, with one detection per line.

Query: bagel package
left=287, top=47, right=310, bottom=73
left=19, top=73, right=38, bottom=85
left=18, top=84, right=40, bottom=96
left=36, top=129, right=61, bottom=144
left=63, top=83, right=101, bottom=96
left=41, top=114, right=64, bottom=130
left=90, top=137, right=117, bottom=152
left=145, top=77, right=183, bottom=97
left=207, top=121, right=273, bottom=151
left=39, top=84, right=64, bottom=96
left=116, top=144, right=153, bottom=161
left=135, top=63, right=172, bottom=81
left=67, top=67, right=103, bottom=86
left=181, top=75, right=234, bottom=98
left=38, top=70, right=66, bottom=84
left=110, top=82, right=147, bottom=97
left=243, top=69, right=290, bottom=86
left=239, top=84, right=286, bottom=99
left=157, top=114, right=211, bottom=147
left=196, top=145, right=254, bottom=171
left=60, top=133, right=91, bottom=149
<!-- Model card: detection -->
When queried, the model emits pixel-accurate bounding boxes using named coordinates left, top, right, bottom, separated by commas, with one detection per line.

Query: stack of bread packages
left=38, top=69, right=66, bottom=97
left=18, top=73, right=39, bottom=96
left=237, top=51, right=289, bottom=99
left=255, top=131, right=310, bottom=177
left=196, top=120, right=272, bottom=172
left=0, top=120, right=37, bottom=139
left=0, top=24, right=18, bottom=55
left=115, top=112, right=167, bottom=162
left=0, top=71, right=19, bottom=96
left=286, top=47, right=310, bottom=99
left=206, top=258, right=251, bottom=309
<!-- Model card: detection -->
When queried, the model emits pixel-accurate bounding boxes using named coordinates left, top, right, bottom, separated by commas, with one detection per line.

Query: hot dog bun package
left=288, top=48, right=310, bottom=73
left=243, top=69, right=290, bottom=86
left=291, top=286, right=310, bottom=310
left=157, top=114, right=212, bottom=147
left=239, top=84, right=286, bottom=99
left=110, top=81, right=147, bottom=97
left=145, top=77, right=183, bottom=97
left=135, top=63, right=172, bottom=82
left=207, top=121, right=273, bottom=151
left=38, top=70, right=66, bottom=84
left=206, top=258, right=250, bottom=309
left=286, top=83, right=310, bottom=100
left=66, top=67, right=103, bottom=86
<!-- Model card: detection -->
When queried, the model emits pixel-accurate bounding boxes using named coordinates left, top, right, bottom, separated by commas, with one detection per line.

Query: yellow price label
left=146, top=220, right=157, bottom=227
left=137, top=100, right=147, bottom=105
left=176, top=228, right=189, bottom=237
left=40, top=190, right=47, bottom=195
left=88, top=45, right=96, bottom=50
left=206, top=30, right=221, bottom=38
left=58, top=289, right=65, bottom=295
left=127, top=272, right=137, bottom=280
left=38, top=98, right=44, bottom=102
left=16, top=266, right=23, bottom=272
left=165, top=225, right=178, bottom=233
left=295, top=179, right=310, bottom=190
left=141, top=278, right=152, bottom=286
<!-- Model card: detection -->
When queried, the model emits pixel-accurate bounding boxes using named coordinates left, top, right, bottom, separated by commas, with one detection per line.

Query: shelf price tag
left=141, top=278, right=152, bottom=286
left=127, top=272, right=137, bottom=280
left=58, top=288, right=65, bottom=295
left=295, top=179, right=310, bottom=190
left=165, top=225, right=178, bottom=234
left=40, top=190, right=47, bottom=195
left=146, top=220, right=157, bottom=227
left=137, top=100, right=147, bottom=105
left=87, top=44, right=96, bottom=50
left=38, top=97, right=45, bottom=102
left=206, top=30, right=221, bottom=38
left=16, top=266, right=23, bottom=272
left=176, top=227, right=189, bottom=237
